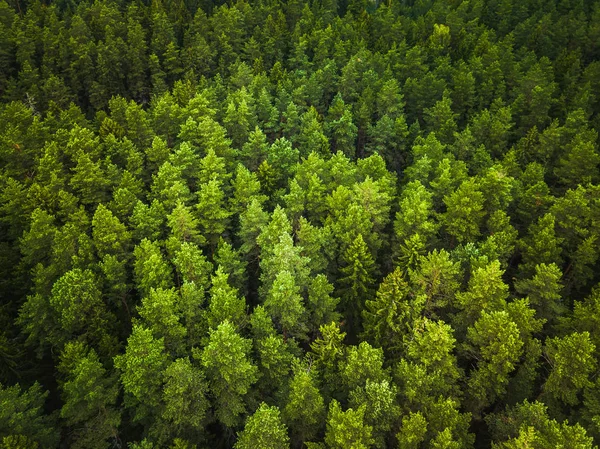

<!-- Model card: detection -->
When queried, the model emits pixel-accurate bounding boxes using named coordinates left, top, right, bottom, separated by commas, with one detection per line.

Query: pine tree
left=161, top=357, right=209, bottom=438
left=362, top=267, right=415, bottom=356
left=284, top=360, right=326, bottom=445
left=114, top=325, right=169, bottom=425
left=338, top=234, right=376, bottom=333
left=58, top=341, right=121, bottom=449
left=197, top=320, right=258, bottom=428
left=544, top=332, right=596, bottom=406
left=235, top=403, right=290, bottom=449
left=0, top=382, right=58, bottom=448
left=442, top=178, right=485, bottom=244
left=324, top=400, right=374, bottom=449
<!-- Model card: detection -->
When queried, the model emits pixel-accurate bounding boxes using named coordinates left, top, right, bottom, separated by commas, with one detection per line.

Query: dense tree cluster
left=2, top=0, right=600, bottom=447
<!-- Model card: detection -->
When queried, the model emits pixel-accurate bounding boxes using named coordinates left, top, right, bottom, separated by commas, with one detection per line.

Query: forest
left=1, top=0, right=600, bottom=447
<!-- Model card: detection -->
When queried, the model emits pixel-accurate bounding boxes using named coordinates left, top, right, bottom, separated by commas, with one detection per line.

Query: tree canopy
left=2, top=0, right=600, bottom=447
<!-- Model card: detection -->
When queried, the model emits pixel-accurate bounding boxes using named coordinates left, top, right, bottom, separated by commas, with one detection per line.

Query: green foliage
left=161, top=357, right=209, bottom=436
left=19, top=268, right=114, bottom=353
left=284, top=361, right=326, bottom=444
left=206, top=267, right=247, bottom=330
left=442, top=177, right=486, bottom=244
left=198, top=320, right=258, bottom=428
left=137, top=287, right=186, bottom=354
left=58, top=342, right=120, bottom=449
left=114, top=325, right=169, bottom=424
left=324, top=400, right=374, bottom=449
left=519, top=213, right=564, bottom=278
left=454, top=260, right=509, bottom=332
left=394, top=180, right=438, bottom=247
left=0, top=382, right=58, bottom=448
left=133, top=239, right=173, bottom=297
left=341, top=342, right=388, bottom=392
left=465, top=311, right=524, bottom=415
left=4, top=1, right=600, bottom=447
left=338, top=233, right=376, bottom=331
left=235, top=403, right=290, bottom=449
left=488, top=401, right=595, bottom=449
left=409, top=249, right=461, bottom=318
left=515, top=263, right=565, bottom=323
left=265, top=270, right=307, bottom=339
left=544, top=332, right=596, bottom=406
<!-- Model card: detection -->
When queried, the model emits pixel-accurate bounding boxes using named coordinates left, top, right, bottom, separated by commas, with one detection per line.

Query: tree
left=442, top=178, right=485, bottom=244
left=409, top=249, right=461, bottom=319
left=326, top=94, right=357, bottom=158
left=478, top=165, right=515, bottom=215
left=130, top=200, right=165, bottom=242
left=362, top=267, right=415, bottom=356
left=310, top=322, right=346, bottom=399
left=515, top=263, right=565, bottom=323
left=69, top=152, right=109, bottom=205
left=349, top=379, right=400, bottom=448
left=238, top=198, right=269, bottom=260
left=133, top=239, right=173, bottom=297
left=469, top=102, right=513, bottom=159
left=554, top=131, right=600, bottom=189
left=92, top=203, right=131, bottom=260
left=488, top=400, right=595, bottom=449
left=454, top=260, right=509, bottom=332
left=206, top=267, right=247, bottom=331
left=150, top=161, right=193, bottom=212
left=544, top=332, right=596, bottom=406
left=265, top=270, right=307, bottom=339
left=341, top=342, right=388, bottom=393
left=297, top=108, right=330, bottom=158
left=397, top=318, right=462, bottom=403
left=198, top=320, right=258, bottom=428
left=196, top=180, right=232, bottom=250
left=241, top=126, right=268, bottom=171
left=214, top=239, right=248, bottom=295
left=479, top=210, right=518, bottom=267
left=167, top=201, right=205, bottom=256
left=114, top=325, right=169, bottom=425
left=397, top=412, right=427, bottom=449
left=161, top=357, right=209, bottom=439
left=224, top=98, right=253, bottom=149
left=230, top=164, right=266, bottom=217
left=352, top=176, right=393, bottom=240
left=324, top=400, right=374, bottom=449
left=137, top=287, right=186, bottom=355
left=259, top=224, right=309, bottom=299
left=366, top=114, right=408, bottom=172
left=424, top=96, right=457, bottom=145
left=267, top=138, right=299, bottom=192
left=235, top=403, right=290, bottom=449
left=307, top=274, right=340, bottom=337
left=0, top=382, right=58, bottom=448
left=284, top=361, right=326, bottom=445
left=172, top=241, right=212, bottom=287
left=465, top=311, right=524, bottom=415
left=394, top=180, right=439, bottom=251
left=249, top=306, right=295, bottom=404
left=296, top=218, right=333, bottom=276
left=58, top=341, right=120, bottom=449
left=18, top=208, right=56, bottom=269
left=519, top=214, right=563, bottom=278
left=338, top=234, right=376, bottom=332
left=20, top=268, right=114, bottom=353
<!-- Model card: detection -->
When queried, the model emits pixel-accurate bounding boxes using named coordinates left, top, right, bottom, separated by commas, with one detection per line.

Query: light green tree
left=58, top=341, right=120, bottom=449
left=235, top=403, right=290, bottom=449
left=324, top=400, right=374, bottom=449
left=198, top=320, right=258, bottom=428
